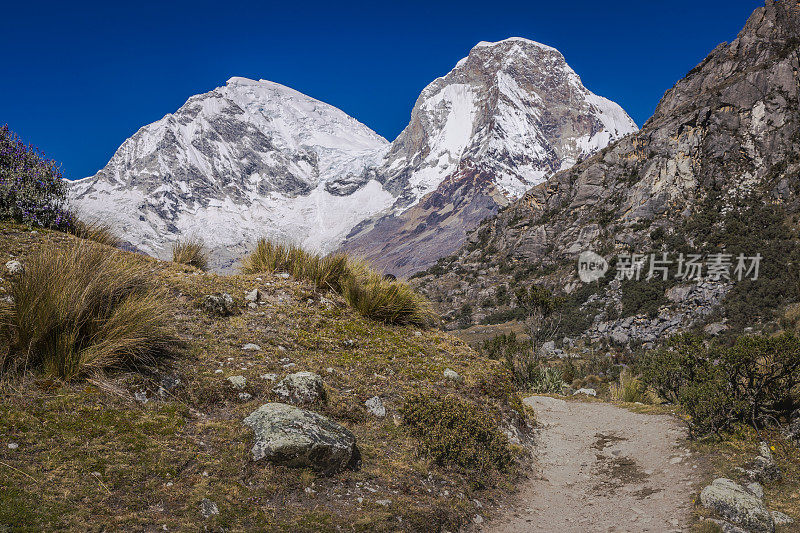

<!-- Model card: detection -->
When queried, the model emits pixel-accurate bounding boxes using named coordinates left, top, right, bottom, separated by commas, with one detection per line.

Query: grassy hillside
left=0, top=222, right=530, bottom=532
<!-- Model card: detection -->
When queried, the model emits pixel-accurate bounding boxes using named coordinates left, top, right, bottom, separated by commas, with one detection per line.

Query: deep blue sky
left=1, top=0, right=759, bottom=179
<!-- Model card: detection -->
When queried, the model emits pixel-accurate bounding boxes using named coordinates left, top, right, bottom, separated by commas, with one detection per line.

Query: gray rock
left=199, top=498, right=218, bottom=518
left=203, top=293, right=235, bottom=317
left=700, top=478, right=774, bottom=532
left=540, top=341, right=556, bottom=355
left=704, top=322, right=728, bottom=336
left=365, top=396, right=386, bottom=418
left=7, top=443, right=18, bottom=450
left=227, top=375, right=247, bottom=390
left=745, top=482, right=764, bottom=500
left=134, top=390, right=148, bottom=403
left=443, top=368, right=463, bottom=382
left=4, top=260, right=22, bottom=274
left=573, top=388, right=597, bottom=397
left=772, top=511, right=794, bottom=526
left=747, top=443, right=782, bottom=483
left=243, top=402, right=359, bottom=474
left=272, top=371, right=326, bottom=405
left=245, top=289, right=261, bottom=302
left=242, top=343, right=261, bottom=351
left=238, top=392, right=253, bottom=401
left=610, top=330, right=629, bottom=345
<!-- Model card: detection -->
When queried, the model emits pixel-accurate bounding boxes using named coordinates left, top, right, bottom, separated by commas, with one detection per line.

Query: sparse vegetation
left=242, top=238, right=435, bottom=327
left=172, top=238, right=209, bottom=270
left=609, top=368, right=652, bottom=404
left=0, top=241, right=176, bottom=380
left=400, top=393, right=513, bottom=486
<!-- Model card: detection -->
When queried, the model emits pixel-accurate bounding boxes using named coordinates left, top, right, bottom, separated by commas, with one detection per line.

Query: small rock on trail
left=485, top=396, right=700, bottom=532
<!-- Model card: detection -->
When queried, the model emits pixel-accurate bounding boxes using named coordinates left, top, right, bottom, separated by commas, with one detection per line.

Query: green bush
left=400, top=393, right=512, bottom=485
left=639, top=334, right=710, bottom=404
left=640, top=332, right=800, bottom=437
left=0, top=242, right=177, bottom=380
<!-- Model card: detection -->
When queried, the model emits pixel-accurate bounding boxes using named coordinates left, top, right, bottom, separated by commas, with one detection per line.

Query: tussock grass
left=0, top=242, right=177, bottom=379
left=172, top=239, right=209, bottom=270
left=69, top=218, right=120, bottom=247
left=610, top=369, right=654, bottom=404
left=242, top=238, right=436, bottom=326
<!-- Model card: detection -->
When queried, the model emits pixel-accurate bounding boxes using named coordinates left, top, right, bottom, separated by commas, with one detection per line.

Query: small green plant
left=0, top=242, right=177, bottom=380
left=341, top=268, right=435, bottom=327
left=400, top=393, right=513, bottom=485
left=172, top=239, right=209, bottom=271
left=529, top=366, right=564, bottom=394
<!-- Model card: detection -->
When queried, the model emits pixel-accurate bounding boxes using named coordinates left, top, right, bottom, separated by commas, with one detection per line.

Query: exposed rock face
left=414, top=1, right=800, bottom=340
left=342, top=38, right=637, bottom=276
left=700, top=478, right=775, bottom=532
left=243, top=402, right=359, bottom=474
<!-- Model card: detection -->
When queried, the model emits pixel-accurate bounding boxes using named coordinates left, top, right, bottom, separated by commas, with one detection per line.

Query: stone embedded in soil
left=365, top=396, right=386, bottom=418
left=700, top=478, right=774, bottom=533
left=227, top=376, right=247, bottom=390
left=243, top=402, right=359, bottom=475
left=272, top=371, right=325, bottom=405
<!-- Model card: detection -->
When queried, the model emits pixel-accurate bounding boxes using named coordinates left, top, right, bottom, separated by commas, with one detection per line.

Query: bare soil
left=486, top=396, right=702, bottom=533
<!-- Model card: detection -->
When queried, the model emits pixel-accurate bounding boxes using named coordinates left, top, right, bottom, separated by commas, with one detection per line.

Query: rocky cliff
left=414, top=0, right=800, bottom=345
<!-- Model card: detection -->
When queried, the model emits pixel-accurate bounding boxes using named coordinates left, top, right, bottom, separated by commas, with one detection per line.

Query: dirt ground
left=486, top=396, right=702, bottom=533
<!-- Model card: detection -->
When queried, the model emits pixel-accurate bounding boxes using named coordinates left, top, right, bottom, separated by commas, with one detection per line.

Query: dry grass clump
left=172, top=239, right=209, bottom=271
left=242, top=238, right=436, bottom=326
left=610, top=369, right=654, bottom=404
left=68, top=218, right=120, bottom=247
left=0, top=242, right=177, bottom=379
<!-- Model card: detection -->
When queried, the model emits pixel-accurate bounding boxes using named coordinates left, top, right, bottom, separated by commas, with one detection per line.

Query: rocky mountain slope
left=341, top=38, right=637, bottom=276
left=413, top=0, right=800, bottom=344
left=70, top=41, right=635, bottom=272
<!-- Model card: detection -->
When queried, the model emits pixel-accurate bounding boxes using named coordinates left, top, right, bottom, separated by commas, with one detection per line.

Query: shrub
left=0, top=242, right=177, bottom=380
left=400, top=393, right=512, bottom=485
left=640, top=332, right=800, bottom=437
left=242, top=239, right=436, bottom=327
left=639, top=333, right=709, bottom=404
left=242, top=239, right=348, bottom=292
left=0, top=125, right=69, bottom=228
left=172, top=239, right=209, bottom=271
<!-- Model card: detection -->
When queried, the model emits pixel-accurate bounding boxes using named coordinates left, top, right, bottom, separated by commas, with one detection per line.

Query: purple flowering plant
left=0, top=124, right=70, bottom=229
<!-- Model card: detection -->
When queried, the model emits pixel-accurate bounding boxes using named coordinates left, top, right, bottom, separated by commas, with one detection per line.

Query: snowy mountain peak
left=70, top=39, right=637, bottom=275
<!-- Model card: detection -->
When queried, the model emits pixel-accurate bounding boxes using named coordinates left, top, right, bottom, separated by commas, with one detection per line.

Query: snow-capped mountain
left=70, top=77, right=391, bottom=266
left=70, top=38, right=637, bottom=273
left=341, top=37, right=638, bottom=275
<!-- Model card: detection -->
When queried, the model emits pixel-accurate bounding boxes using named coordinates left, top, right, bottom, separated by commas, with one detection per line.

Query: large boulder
left=700, top=478, right=774, bottom=533
left=243, top=403, right=359, bottom=474
left=272, top=371, right=326, bottom=405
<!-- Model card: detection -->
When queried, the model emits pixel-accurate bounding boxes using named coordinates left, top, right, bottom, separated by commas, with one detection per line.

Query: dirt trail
left=487, top=396, right=701, bottom=533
